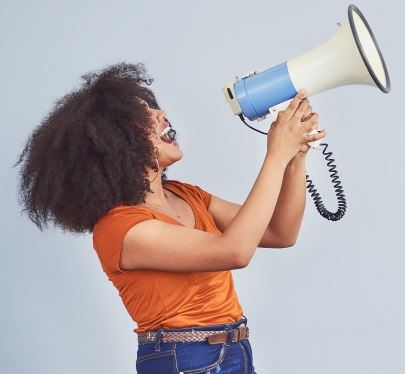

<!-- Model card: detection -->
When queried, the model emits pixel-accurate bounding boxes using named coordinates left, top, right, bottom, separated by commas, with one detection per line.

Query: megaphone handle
left=306, top=143, right=347, bottom=221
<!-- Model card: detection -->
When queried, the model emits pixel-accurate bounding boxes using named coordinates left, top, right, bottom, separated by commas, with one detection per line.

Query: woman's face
left=139, top=99, right=183, bottom=169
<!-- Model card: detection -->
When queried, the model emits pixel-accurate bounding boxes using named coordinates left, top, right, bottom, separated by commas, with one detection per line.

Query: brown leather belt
left=138, top=325, right=249, bottom=345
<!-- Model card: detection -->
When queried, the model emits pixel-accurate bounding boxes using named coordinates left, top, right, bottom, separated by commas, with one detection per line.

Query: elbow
left=281, top=237, right=297, bottom=248
left=230, top=251, right=252, bottom=269
left=233, top=258, right=249, bottom=269
left=270, top=238, right=297, bottom=249
left=219, top=236, right=252, bottom=269
left=278, top=232, right=299, bottom=248
left=264, top=239, right=297, bottom=249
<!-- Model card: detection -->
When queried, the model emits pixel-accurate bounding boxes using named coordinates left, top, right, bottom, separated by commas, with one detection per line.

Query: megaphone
left=222, top=4, right=391, bottom=121
left=222, top=4, right=391, bottom=222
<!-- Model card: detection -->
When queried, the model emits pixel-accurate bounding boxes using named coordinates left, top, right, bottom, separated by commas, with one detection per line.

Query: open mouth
left=160, top=126, right=177, bottom=145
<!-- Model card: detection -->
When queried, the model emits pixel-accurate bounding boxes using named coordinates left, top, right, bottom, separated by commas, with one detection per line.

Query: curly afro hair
left=15, top=62, right=167, bottom=234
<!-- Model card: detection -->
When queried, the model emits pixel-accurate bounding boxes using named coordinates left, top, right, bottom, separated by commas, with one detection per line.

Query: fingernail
left=299, top=89, right=308, bottom=96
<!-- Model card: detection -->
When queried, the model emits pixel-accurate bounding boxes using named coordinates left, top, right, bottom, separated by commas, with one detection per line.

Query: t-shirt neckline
left=154, top=181, right=198, bottom=229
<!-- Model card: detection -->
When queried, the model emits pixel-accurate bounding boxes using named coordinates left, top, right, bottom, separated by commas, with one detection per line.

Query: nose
left=154, top=109, right=167, bottom=123
left=154, top=107, right=166, bottom=116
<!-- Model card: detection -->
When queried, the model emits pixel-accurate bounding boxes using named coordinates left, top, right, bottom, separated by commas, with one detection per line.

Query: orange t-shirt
left=92, top=180, right=243, bottom=333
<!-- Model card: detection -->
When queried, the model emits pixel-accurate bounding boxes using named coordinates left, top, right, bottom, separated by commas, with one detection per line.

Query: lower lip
left=163, top=139, right=178, bottom=147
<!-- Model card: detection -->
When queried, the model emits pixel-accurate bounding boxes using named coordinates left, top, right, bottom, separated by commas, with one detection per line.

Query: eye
left=136, top=98, right=149, bottom=109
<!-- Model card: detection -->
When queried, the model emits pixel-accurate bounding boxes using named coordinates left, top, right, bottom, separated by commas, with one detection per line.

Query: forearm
left=220, top=153, right=287, bottom=265
left=268, top=153, right=307, bottom=244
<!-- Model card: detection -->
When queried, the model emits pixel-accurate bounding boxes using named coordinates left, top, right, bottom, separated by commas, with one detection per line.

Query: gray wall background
left=1, top=0, right=404, bottom=373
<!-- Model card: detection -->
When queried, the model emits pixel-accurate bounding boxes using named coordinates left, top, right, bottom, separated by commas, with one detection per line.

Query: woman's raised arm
left=121, top=90, right=325, bottom=272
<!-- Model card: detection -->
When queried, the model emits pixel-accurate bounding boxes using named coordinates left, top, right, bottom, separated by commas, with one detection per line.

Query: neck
left=144, top=166, right=169, bottom=205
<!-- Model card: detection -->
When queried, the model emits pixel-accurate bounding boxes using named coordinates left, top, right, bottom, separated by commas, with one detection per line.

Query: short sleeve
left=92, top=207, right=154, bottom=274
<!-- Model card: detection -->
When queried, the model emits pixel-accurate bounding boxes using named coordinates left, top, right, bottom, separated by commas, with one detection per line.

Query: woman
left=15, top=62, right=325, bottom=373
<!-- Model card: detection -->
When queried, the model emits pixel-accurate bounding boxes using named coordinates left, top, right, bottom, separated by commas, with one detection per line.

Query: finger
left=292, top=99, right=310, bottom=121
left=301, top=105, right=313, bottom=121
left=302, top=112, right=319, bottom=130
left=305, top=129, right=327, bottom=143
left=283, top=89, right=308, bottom=119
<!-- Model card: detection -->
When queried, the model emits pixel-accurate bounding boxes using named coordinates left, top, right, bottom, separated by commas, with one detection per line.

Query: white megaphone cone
left=222, top=4, right=391, bottom=122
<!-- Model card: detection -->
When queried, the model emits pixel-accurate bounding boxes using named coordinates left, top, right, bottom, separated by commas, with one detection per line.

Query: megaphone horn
left=223, top=4, right=391, bottom=121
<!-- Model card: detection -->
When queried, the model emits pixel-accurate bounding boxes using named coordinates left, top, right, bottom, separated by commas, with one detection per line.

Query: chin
left=159, top=147, right=183, bottom=168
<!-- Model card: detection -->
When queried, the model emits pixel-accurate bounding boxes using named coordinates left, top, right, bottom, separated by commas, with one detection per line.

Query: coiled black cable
left=238, top=114, right=347, bottom=221
left=306, top=143, right=347, bottom=221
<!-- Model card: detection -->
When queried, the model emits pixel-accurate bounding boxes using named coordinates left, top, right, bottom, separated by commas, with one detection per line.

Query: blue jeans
left=136, top=316, right=257, bottom=373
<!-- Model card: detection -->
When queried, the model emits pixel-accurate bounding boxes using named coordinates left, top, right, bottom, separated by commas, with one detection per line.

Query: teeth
left=160, top=127, right=170, bottom=137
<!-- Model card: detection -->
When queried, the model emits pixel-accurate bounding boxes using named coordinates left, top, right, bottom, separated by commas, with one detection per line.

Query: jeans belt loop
left=154, top=329, right=164, bottom=352
left=225, top=329, right=235, bottom=346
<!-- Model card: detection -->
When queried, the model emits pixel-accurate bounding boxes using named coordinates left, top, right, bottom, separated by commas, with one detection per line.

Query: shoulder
left=92, top=205, right=154, bottom=252
left=92, top=205, right=155, bottom=273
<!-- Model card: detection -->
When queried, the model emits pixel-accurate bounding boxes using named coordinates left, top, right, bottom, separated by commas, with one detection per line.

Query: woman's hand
left=267, top=89, right=326, bottom=161
left=298, top=100, right=326, bottom=154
